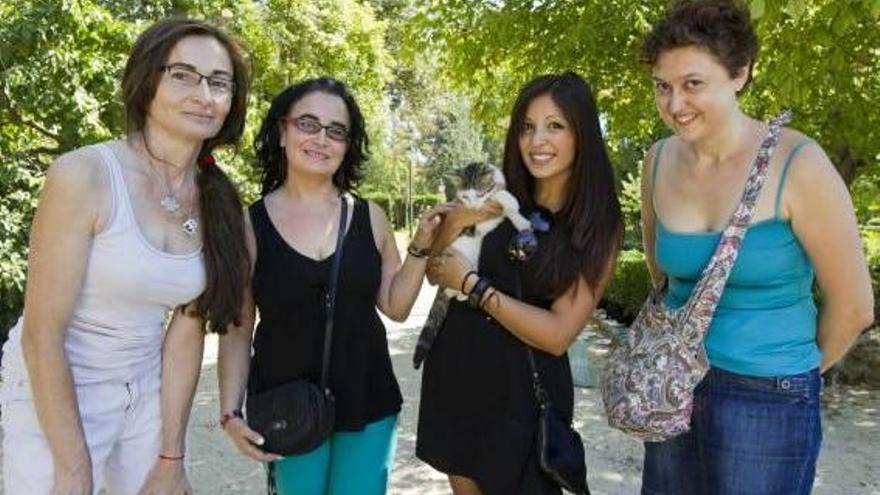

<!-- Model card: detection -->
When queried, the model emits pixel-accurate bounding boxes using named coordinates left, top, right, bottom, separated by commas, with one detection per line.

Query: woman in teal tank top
left=637, top=2, right=874, bottom=494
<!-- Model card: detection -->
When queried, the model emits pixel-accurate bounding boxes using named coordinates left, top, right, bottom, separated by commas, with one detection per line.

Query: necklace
left=139, top=145, right=200, bottom=238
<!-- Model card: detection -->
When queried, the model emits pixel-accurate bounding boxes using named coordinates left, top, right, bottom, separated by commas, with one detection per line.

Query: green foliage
left=601, top=249, right=654, bottom=325
left=863, top=228, right=880, bottom=322
left=0, top=153, right=41, bottom=333
left=619, top=169, right=643, bottom=251
left=404, top=0, right=880, bottom=227
left=361, top=190, right=443, bottom=230
left=360, top=0, right=493, bottom=233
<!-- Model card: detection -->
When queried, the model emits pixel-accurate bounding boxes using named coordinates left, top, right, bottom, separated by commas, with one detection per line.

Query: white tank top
left=3, top=143, right=206, bottom=385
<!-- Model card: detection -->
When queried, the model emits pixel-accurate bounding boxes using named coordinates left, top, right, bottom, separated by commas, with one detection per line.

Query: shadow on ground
left=186, top=324, right=879, bottom=494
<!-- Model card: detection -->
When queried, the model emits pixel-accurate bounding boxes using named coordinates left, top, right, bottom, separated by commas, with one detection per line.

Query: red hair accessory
left=198, top=154, right=216, bottom=168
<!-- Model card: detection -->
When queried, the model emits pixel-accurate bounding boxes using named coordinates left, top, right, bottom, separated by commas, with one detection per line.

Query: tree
left=404, top=0, right=880, bottom=219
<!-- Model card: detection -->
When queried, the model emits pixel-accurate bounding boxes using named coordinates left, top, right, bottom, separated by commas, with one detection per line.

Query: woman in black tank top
left=217, top=78, right=450, bottom=494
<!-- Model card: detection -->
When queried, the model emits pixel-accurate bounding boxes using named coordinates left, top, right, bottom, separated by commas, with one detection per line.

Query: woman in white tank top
left=1, top=18, right=250, bottom=494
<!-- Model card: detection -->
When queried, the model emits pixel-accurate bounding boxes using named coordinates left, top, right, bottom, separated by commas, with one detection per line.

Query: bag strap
left=512, top=264, right=551, bottom=407
left=320, top=193, right=350, bottom=390
left=526, top=345, right=550, bottom=407
left=680, top=111, right=792, bottom=321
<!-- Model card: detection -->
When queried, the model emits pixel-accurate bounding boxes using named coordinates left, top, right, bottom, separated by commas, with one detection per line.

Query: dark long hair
left=254, top=77, right=369, bottom=196
left=122, top=18, right=250, bottom=333
left=503, top=72, right=622, bottom=297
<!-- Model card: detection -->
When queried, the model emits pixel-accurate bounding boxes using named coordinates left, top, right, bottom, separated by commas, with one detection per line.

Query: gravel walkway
left=185, top=279, right=879, bottom=494
left=2, top=280, right=877, bottom=494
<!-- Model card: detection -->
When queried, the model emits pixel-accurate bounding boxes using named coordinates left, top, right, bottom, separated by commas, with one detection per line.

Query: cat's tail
left=413, top=290, right=452, bottom=369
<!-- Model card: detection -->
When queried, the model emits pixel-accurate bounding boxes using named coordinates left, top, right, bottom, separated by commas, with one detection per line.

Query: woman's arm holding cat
left=428, top=248, right=615, bottom=355
left=371, top=201, right=452, bottom=321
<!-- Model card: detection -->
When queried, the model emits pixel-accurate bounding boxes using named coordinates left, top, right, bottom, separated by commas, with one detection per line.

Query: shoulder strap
left=320, top=193, right=351, bottom=390
left=248, top=200, right=268, bottom=251
left=681, top=111, right=791, bottom=320
left=774, top=139, right=813, bottom=219
left=650, top=139, right=667, bottom=197
left=91, top=143, right=128, bottom=227
left=514, top=265, right=551, bottom=407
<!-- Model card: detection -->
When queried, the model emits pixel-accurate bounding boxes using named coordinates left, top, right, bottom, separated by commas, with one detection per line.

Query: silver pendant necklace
left=160, top=194, right=181, bottom=214
left=144, top=153, right=199, bottom=238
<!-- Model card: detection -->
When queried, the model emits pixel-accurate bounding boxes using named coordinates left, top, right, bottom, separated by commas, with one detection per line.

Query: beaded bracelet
left=220, top=409, right=243, bottom=429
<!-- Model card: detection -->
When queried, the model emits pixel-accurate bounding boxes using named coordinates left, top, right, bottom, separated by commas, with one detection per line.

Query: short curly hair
left=642, top=0, right=759, bottom=89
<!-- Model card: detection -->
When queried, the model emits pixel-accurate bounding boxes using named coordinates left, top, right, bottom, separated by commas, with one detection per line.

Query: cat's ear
left=445, top=168, right=465, bottom=197
left=441, top=175, right=456, bottom=201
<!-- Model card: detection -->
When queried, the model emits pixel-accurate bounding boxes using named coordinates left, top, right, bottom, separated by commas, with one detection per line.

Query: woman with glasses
left=1, top=18, right=250, bottom=494
left=417, top=72, right=622, bottom=494
left=217, top=77, right=451, bottom=495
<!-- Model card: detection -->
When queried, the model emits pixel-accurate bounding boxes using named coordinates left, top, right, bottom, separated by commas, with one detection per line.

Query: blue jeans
left=642, top=367, right=822, bottom=495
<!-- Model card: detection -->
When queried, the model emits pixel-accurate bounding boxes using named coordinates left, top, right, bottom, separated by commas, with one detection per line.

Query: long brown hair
left=503, top=72, right=622, bottom=297
left=122, top=18, right=250, bottom=333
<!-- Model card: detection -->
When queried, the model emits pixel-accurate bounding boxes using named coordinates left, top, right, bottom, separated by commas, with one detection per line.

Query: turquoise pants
left=271, top=414, right=398, bottom=495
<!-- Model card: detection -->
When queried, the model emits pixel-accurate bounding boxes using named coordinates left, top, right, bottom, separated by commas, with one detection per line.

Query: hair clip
left=198, top=154, right=216, bottom=168
left=528, top=209, right=553, bottom=233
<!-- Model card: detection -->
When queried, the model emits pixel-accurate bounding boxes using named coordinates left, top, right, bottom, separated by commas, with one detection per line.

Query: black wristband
left=460, top=271, right=478, bottom=294
left=467, top=277, right=492, bottom=309
left=407, top=242, right=430, bottom=258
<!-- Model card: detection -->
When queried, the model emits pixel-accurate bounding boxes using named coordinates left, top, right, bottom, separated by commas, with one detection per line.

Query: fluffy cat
left=413, top=162, right=531, bottom=369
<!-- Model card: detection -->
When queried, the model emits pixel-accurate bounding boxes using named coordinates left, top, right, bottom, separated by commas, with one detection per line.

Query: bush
left=601, top=249, right=653, bottom=326
left=0, top=155, right=42, bottom=340
left=864, top=229, right=880, bottom=323
left=359, top=191, right=443, bottom=230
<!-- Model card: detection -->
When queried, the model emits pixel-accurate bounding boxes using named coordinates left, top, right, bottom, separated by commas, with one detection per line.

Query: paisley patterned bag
left=601, top=112, right=791, bottom=442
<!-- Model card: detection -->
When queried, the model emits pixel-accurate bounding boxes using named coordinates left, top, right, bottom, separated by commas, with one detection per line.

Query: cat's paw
left=508, top=229, right=538, bottom=261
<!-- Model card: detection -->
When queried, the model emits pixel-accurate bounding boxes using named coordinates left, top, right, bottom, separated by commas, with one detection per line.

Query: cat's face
left=452, top=162, right=504, bottom=206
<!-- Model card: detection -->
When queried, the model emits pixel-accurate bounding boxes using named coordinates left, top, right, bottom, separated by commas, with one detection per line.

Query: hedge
left=600, top=249, right=654, bottom=326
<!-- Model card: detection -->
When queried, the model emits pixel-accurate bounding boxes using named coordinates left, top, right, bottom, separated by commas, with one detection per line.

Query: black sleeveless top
left=247, top=197, right=402, bottom=431
left=416, top=217, right=573, bottom=494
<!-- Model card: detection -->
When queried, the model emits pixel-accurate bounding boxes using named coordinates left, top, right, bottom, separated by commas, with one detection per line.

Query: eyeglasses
left=160, top=64, right=235, bottom=97
left=281, top=115, right=350, bottom=142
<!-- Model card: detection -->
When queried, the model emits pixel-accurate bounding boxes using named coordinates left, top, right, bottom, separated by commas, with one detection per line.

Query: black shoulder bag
left=246, top=194, right=349, bottom=456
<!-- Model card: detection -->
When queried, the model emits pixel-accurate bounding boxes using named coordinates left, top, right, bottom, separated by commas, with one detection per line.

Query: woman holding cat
left=417, top=71, right=623, bottom=494
left=217, top=77, right=471, bottom=495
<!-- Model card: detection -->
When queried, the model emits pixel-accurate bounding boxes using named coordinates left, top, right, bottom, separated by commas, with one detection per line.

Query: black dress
left=247, top=197, right=402, bottom=431
left=416, top=218, right=574, bottom=494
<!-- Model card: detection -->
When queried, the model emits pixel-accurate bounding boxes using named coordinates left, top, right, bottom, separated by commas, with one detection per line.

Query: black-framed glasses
left=160, top=64, right=235, bottom=97
left=281, top=115, right=350, bottom=142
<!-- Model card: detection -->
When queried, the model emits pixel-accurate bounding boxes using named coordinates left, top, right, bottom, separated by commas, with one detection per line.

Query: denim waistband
left=703, top=366, right=821, bottom=394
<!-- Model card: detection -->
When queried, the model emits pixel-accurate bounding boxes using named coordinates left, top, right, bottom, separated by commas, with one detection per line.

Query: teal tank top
left=653, top=139, right=821, bottom=377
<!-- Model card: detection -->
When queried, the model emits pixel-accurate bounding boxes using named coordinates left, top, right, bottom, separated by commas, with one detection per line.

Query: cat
left=413, top=162, right=532, bottom=369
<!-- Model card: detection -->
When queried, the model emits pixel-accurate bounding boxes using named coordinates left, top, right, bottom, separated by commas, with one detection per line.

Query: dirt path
left=185, top=280, right=880, bottom=494
left=2, top=266, right=876, bottom=493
